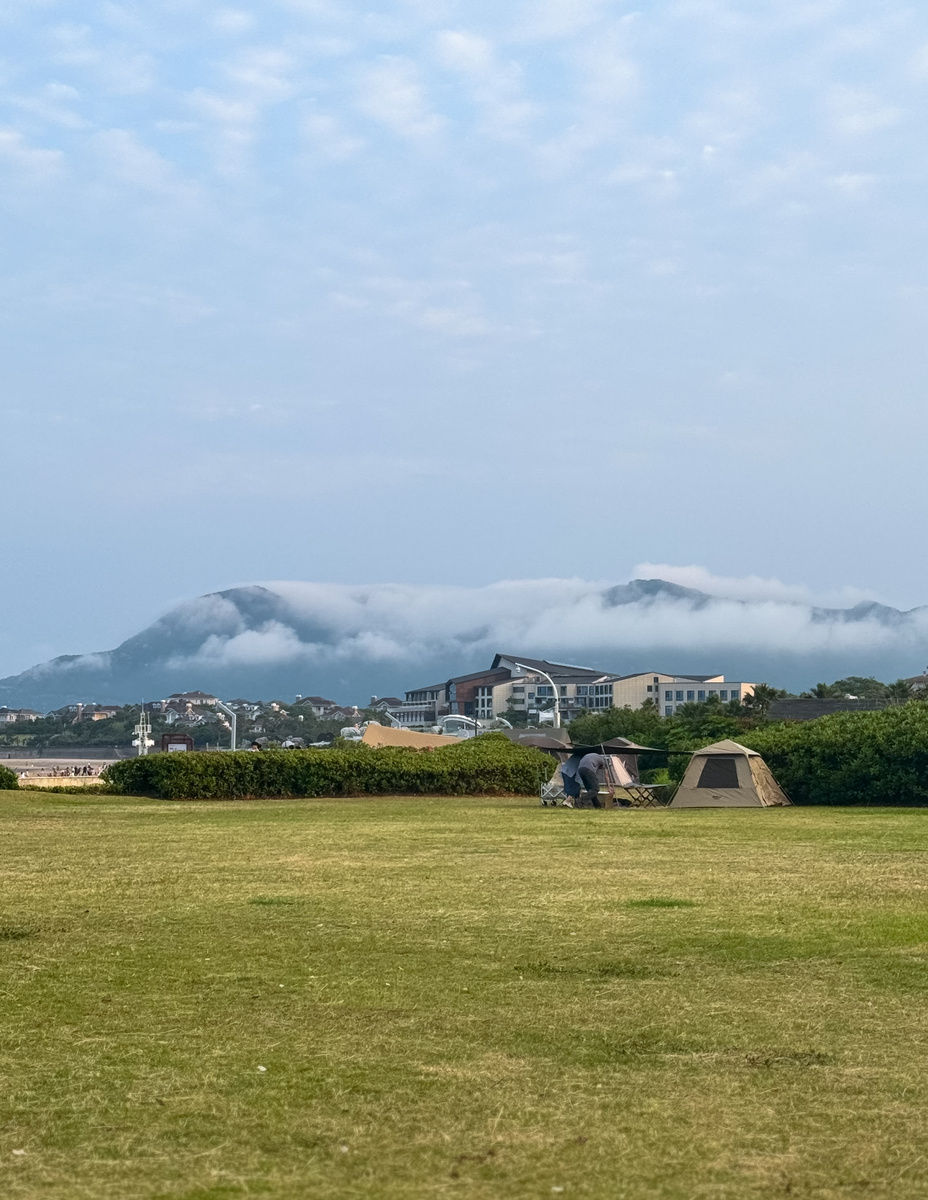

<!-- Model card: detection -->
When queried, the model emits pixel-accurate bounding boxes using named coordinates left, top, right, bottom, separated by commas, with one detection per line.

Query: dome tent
left=669, top=739, right=791, bottom=808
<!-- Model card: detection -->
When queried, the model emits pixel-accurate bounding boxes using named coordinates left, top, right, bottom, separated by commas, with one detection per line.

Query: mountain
left=2, top=578, right=927, bottom=710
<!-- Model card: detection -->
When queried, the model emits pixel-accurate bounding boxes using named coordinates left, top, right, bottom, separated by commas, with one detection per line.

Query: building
left=294, top=696, right=340, bottom=718
left=82, top=705, right=121, bottom=721
left=0, top=708, right=43, bottom=725
left=392, top=654, right=755, bottom=726
left=389, top=683, right=448, bottom=726
left=653, top=677, right=753, bottom=717
left=164, top=691, right=219, bottom=707
left=768, top=698, right=888, bottom=722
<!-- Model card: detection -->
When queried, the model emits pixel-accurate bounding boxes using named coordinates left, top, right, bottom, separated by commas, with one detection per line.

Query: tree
left=884, top=679, right=914, bottom=704
left=741, top=683, right=788, bottom=717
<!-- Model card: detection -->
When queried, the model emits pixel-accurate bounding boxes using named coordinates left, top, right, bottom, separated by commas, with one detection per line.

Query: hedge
left=746, top=704, right=928, bottom=806
left=102, top=733, right=552, bottom=800
left=0, top=764, right=18, bottom=791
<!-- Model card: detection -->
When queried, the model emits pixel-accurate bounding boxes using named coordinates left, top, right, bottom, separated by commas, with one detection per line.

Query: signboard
left=162, top=734, right=195, bottom=753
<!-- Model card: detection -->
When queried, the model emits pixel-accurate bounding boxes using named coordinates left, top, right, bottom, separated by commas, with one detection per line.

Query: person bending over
left=560, top=751, right=605, bottom=808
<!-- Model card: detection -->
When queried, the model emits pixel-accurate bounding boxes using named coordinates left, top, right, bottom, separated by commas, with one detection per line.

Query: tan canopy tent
left=361, top=725, right=460, bottom=749
left=669, top=739, right=791, bottom=808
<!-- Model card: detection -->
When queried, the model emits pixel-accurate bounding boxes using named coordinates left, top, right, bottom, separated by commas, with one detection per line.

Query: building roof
left=768, top=698, right=889, bottom=722
left=168, top=691, right=217, bottom=701
left=447, top=668, right=512, bottom=686
left=492, top=654, right=607, bottom=679
left=296, top=695, right=338, bottom=707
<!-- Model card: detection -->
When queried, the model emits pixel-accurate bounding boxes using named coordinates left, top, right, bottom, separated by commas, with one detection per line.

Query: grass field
left=3, top=790, right=928, bottom=1199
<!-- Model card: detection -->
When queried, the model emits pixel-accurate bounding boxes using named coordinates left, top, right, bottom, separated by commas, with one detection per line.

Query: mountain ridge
left=1, top=578, right=926, bottom=710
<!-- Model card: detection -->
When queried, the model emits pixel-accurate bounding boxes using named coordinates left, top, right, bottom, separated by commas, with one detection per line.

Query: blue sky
left=3, top=0, right=928, bottom=677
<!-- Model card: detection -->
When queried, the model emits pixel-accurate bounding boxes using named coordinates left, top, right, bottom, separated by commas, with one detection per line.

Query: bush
left=103, top=734, right=552, bottom=800
left=0, top=764, right=18, bottom=791
left=746, top=704, right=928, bottom=806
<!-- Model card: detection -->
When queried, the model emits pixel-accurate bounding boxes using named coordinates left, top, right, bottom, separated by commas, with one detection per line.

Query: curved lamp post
left=514, top=663, right=561, bottom=729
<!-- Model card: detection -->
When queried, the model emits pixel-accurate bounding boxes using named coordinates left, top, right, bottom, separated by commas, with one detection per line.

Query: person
left=558, top=754, right=583, bottom=808
left=577, top=751, right=606, bottom=807
left=559, top=750, right=605, bottom=808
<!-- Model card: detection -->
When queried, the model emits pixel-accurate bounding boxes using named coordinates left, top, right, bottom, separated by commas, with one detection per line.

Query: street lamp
left=214, top=701, right=238, bottom=751
left=514, top=663, right=561, bottom=729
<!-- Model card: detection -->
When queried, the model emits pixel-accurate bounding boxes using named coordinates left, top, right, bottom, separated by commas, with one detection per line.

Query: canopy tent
left=361, top=725, right=460, bottom=749
left=669, top=739, right=791, bottom=808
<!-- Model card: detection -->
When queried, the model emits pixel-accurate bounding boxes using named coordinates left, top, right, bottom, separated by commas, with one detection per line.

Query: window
left=720, top=690, right=728, bottom=701
left=698, top=690, right=705, bottom=701
left=709, top=690, right=717, bottom=697
left=686, top=691, right=695, bottom=701
left=653, top=677, right=659, bottom=683
left=697, top=757, right=739, bottom=788
left=731, top=690, right=740, bottom=701
left=664, top=690, right=673, bottom=700
left=512, top=686, right=524, bottom=694
left=577, top=685, right=588, bottom=696
left=646, top=685, right=652, bottom=692
left=560, top=686, right=567, bottom=696
left=675, top=691, right=684, bottom=701
left=665, top=706, right=673, bottom=716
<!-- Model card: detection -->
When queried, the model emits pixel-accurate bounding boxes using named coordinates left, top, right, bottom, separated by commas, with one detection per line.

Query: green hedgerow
left=103, top=733, right=552, bottom=801
left=745, top=703, right=928, bottom=806
left=0, top=764, right=18, bottom=790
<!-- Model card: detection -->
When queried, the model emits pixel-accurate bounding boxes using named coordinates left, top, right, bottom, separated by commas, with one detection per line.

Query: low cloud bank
left=165, top=575, right=928, bottom=672
left=4, top=572, right=926, bottom=708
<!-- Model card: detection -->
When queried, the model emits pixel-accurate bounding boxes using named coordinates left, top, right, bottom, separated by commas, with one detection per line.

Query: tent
left=361, top=725, right=461, bottom=749
left=669, top=739, right=790, bottom=808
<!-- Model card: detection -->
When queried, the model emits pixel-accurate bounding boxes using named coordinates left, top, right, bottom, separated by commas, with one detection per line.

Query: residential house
left=294, top=695, right=340, bottom=718
left=82, top=705, right=121, bottom=721
left=165, top=691, right=219, bottom=707
left=0, top=708, right=43, bottom=724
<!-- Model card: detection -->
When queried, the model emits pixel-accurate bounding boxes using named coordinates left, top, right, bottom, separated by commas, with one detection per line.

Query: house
left=368, top=696, right=405, bottom=713
left=0, top=708, right=43, bottom=725
left=82, top=705, right=121, bottom=721
left=294, top=695, right=340, bottom=718
left=164, top=691, right=219, bottom=707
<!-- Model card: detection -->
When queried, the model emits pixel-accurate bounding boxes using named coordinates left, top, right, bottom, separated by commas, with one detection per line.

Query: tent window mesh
left=697, top=757, right=739, bottom=788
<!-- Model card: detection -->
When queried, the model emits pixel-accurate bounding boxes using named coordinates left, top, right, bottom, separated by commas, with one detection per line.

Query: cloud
left=356, top=57, right=445, bottom=140
left=155, top=572, right=927, bottom=678
left=434, top=29, right=536, bottom=139
left=92, top=129, right=198, bottom=199
left=0, top=128, right=63, bottom=179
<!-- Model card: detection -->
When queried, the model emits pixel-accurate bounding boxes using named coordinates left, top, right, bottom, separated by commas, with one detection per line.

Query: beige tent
left=669, top=739, right=791, bottom=808
left=361, top=724, right=461, bottom=750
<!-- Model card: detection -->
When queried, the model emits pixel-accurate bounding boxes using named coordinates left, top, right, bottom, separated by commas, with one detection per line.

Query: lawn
left=2, top=791, right=928, bottom=1199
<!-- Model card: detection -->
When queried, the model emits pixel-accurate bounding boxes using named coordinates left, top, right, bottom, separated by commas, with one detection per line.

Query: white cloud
left=434, top=29, right=536, bottom=139
left=151, top=572, right=925, bottom=678
left=631, top=564, right=882, bottom=608
left=92, top=129, right=197, bottom=199
left=827, top=85, right=902, bottom=136
left=0, top=128, right=63, bottom=179
left=356, top=57, right=445, bottom=140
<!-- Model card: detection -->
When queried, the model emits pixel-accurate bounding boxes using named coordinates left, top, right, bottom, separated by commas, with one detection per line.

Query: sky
left=3, top=0, right=928, bottom=679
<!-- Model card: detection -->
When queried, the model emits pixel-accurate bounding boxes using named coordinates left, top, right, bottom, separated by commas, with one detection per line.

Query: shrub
left=0, top=764, right=18, bottom=791
left=103, top=733, right=552, bottom=801
left=746, top=704, right=928, bottom=806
